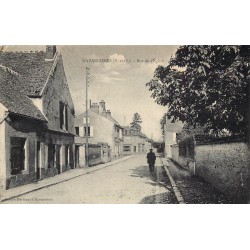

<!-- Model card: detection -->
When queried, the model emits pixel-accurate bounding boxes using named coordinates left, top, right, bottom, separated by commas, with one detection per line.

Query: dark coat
left=147, top=151, right=156, bottom=163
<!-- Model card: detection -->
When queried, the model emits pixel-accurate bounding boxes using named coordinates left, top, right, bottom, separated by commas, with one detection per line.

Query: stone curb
left=0, top=155, right=135, bottom=203
left=160, top=157, right=185, bottom=204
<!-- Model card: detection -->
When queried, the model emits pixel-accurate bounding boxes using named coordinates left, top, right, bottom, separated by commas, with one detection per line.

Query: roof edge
left=39, top=51, right=60, bottom=96
left=8, top=111, right=48, bottom=123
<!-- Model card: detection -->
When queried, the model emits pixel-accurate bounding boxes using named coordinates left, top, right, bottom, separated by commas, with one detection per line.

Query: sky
left=3, top=45, right=178, bottom=141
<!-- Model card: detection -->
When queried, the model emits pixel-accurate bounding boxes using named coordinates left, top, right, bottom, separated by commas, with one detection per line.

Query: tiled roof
left=0, top=68, right=47, bottom=121
left=75, top=110, right=121, bottom=127
left=106, top=115, right=121, bottom=127
left=0, top=51, right=55, bottom=96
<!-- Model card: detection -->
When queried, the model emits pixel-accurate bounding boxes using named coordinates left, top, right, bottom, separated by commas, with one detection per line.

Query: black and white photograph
left=0, top=1, right=250, bottom=250
left=0, top=45, right=249, bottom=204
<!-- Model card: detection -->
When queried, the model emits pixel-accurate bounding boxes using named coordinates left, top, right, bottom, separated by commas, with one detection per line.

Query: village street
left=3, top=155, right=177, bottom=204
left=2, top=154, right=233, bottom=204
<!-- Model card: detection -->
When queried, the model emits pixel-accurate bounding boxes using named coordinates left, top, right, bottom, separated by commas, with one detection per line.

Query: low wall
left=195, top=141, right=249, bottom=202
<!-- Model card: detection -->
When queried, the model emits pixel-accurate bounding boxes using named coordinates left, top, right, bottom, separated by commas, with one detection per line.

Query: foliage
left=160, top=113, right=167, bottom=135
left=130, top=112, right=142, bottom=131
left=151, top=141, right=165, bottom=153
left=146, top=46, right=249, bottom=137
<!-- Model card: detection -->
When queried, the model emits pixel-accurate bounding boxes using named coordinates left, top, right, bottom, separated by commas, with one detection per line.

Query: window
left=84, top=126, right=93, bottom=137
left=59, top=102, right=64, bottom=129
left=10, top=137, right=26, bottom=175
left=84, top=126, right=90, bottom=136
left=75, top=127, right=79, bottom=136
left=59, top=101, right=68, bottom=130
left=123, top=145, right=131, bottom=152
left=83, top=116, right=90, bottom=124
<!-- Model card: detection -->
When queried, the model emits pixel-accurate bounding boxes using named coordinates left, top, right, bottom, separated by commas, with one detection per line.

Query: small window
left=83, top=116, right=90, bottom=124
left=83, top=126, right=94, bottom=137
left=123, top=145, right=131, bottom=152
left=84, top=126, right=90, bottom=136
left=59, top=102, right=64, bottom=129
left=75, top=127, right=79, bottom=136
left=59, top=101, right=68, bottom=131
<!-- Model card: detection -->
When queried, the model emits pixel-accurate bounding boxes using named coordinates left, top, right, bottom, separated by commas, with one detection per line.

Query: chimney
left=99, top=100, right=106, bottom=112
left=102, top=110, right=107, bottom=117
left=90, top=103, right=99, bottom=113
left=45, top=45, right=56, bottom=60
left=106, top=110, right=111, bottom=117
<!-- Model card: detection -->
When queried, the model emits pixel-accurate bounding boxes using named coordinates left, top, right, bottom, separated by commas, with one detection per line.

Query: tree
left=160, top=113, right=167, bottom=136
left=146, top=45, right=249, bottom=137
left=130, top=113, right=142, bottom=131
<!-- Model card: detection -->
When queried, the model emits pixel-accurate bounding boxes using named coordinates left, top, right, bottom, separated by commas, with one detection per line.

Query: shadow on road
left=139, top=192, right=178, bottom=204
left=130, top=165, right=157, bottom=183
left=130, top=164, right=178, bottom=204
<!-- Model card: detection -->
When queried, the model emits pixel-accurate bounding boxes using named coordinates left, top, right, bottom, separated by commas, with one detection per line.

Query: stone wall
left=171, top=140, right=250, bottom=202
left=195, top=141, right=249, bottom=202
left=42, top=54, right=75, bottom=134
left=171, top=144, right=195, bottom=174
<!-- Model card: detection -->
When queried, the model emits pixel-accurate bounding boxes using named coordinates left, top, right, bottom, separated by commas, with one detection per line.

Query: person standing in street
left=147, top=149, right=156, bottom=173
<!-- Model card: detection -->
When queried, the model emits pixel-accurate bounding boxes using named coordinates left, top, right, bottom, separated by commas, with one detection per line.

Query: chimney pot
left=90, top=102, right=99, bottom=113
left=106, top=110, right=111, bottom=117
left=46, top=45, right=56, bottom=60
left=99, top=100, right=106, bottom=112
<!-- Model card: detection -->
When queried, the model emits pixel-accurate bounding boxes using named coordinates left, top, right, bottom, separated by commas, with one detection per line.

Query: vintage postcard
left=0, top=45, right=249, bottom=204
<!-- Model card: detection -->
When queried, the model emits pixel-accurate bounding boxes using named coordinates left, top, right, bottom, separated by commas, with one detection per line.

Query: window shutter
left=83, top=116, right=90, bottom=124
left=65, top=105, right=68, bottom=130
left=90, top=126, right=94, bottom=137
left=79, top=127, right=84, bottom=137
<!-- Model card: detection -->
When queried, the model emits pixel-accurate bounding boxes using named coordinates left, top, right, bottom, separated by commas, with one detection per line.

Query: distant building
left=0, top=46, right=75, bottom=190
left=163, top=116, right=183, bottom=158
left=74, top=100, right=123, bottom=166
left=122, top=126, right=151, bottom=154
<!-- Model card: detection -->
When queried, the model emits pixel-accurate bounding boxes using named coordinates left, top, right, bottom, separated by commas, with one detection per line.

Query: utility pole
left=85, top=67, right=90, bottom=167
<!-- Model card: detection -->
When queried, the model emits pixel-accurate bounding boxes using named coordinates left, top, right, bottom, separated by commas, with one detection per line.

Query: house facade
left=122, top=126, right=152, bottom=154
left=0, top=46, right=75, bottom=190
left=74, top=100, right=123, bottom=166
left=163, top=117, right=183, bottom=158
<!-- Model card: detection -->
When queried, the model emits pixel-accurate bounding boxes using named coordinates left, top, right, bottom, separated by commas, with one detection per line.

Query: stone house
left=74, top=100, right=123, bottom=166
left=0, top=46, right=75, bottom=190
left=122, top=126, right=151, bottom=154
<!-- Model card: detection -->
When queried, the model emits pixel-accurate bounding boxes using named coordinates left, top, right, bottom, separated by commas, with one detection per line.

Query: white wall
left=0, top=103, right=7, bottom=189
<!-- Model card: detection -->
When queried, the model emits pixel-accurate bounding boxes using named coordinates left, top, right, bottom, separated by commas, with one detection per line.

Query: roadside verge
left=160, top=157, right=185, bottom=204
